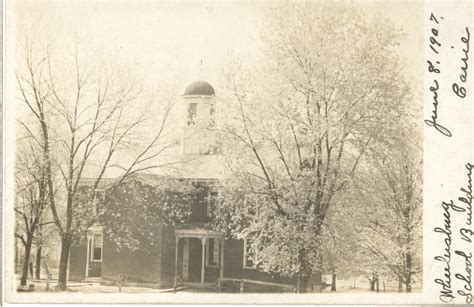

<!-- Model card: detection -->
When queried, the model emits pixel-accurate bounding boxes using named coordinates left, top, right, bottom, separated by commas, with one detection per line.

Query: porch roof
left=174, top=223, right=225, bottom=238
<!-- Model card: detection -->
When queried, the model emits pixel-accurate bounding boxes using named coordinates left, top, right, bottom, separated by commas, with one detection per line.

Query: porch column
left=200, top=237, right=207, bottom=284
left=85, top=236, right=90, bottom=278
left=220, top=238, right=225, bottom=279
left=174, top=237, right=180, bottom=280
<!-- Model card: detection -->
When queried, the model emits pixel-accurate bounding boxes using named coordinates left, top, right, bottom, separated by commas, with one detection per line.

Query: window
left=93, top=189, right=105, bottom=214
left=206, top=196, right=212, bottom=218
left=243, top=237, right=256, bottom=269
left=187, top=102, right=197, bottom=126
left=209, top=102, right=215, bottom=117
left=243, top=196, right=260, bottom=221
left=209, top=102, right=215, bottom=128
left=91, top=233, right=103, bottom=262
left=206, top=192, right=218, bottom=218
left=95, top=190, right=105, bottom=202
left=206, top=238, right=219, bottom=267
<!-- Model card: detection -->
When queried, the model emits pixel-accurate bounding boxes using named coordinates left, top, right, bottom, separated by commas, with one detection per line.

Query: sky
left=14, top=1, right=266, bottom=94
left=13, top=0, right=423, bottom=95
left=9, top=0, right=424, bottom=177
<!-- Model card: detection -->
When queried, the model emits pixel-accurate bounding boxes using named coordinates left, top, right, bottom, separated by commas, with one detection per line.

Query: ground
left=16, top=275, right=421, bottom=293
left=17, top=278, right=185, bottom=293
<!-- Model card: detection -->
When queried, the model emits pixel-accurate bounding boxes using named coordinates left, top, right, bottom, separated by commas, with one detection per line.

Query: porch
left=174, top=225, right=225, bottom=285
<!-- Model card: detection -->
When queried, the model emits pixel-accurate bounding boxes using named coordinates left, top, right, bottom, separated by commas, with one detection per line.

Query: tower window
left=209, top=103, right=216, bottom=128
left=210, top=103, right=215, bottom=117
left=187, top=103, right=197, bottom=126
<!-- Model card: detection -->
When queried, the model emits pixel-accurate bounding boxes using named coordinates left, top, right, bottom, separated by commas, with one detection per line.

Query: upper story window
left=187, top=102, right=197, bottom=126
left=95, top=189, right=105, bottom=201
left=243, top=195, right=260, bottom=221
left=93, top=189, right=105, bottom=215
left=206, top=191, right=219, bottom=219
left=243, top=236, right=257, bottom=269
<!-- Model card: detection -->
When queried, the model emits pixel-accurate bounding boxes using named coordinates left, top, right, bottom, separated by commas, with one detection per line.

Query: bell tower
left=182, top=80, right=218, bottom=155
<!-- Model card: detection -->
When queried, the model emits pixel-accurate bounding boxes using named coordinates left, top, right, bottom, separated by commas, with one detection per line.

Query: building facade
left=68, top=81, right=294, bottom=290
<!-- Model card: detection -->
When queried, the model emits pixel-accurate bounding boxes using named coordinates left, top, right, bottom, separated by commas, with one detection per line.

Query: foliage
left=99, top=177, right=197, bottom=252
left=355, top=143, right=423, bottom=291
left=214, top=2, right=413, bottom=286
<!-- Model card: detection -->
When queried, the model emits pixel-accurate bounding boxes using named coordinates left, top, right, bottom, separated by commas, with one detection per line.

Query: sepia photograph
left=4, top=0, right=432, bottom=303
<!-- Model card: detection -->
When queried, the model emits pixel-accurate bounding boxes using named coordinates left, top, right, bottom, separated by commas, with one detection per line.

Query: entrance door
left=188, top=238, right=202, bottom=282
left=182, top=238, right=190, bottom=281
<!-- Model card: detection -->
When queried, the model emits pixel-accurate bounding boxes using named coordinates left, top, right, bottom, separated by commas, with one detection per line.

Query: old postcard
left=2, top=0, right=473, bottom=304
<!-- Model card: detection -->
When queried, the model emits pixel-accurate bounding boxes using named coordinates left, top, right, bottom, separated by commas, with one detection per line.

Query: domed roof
left=184, top=80, right=215, bottom=96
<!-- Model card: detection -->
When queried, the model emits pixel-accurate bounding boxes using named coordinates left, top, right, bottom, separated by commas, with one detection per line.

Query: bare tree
left=16, top=32, right=182, bottom=290
left=14, top=134, right=51, bottom=286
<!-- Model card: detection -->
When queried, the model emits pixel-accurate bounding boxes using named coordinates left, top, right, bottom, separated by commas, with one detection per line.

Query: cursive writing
left=456, top=163, right=473, bottom=303
left=452, top=27, right=470, bottom=98
left=434, top=200, right=466, bottom=302
left=425, top=14, right=453, bottom=137
left=458, top=163, right=473, bottom=227
left=425, top=80, right=452, bottom=137
left=455, top=250, right=472, bottom=303
left=425, top=17, right=471, bottom=137
left=435, top=163, right=474, bottom=303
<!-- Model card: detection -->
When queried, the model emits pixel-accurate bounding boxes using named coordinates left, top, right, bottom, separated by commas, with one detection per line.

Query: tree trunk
left=369, top=279, right=375, bottom=291
left=35, top=244, right=42, bottom=280
left=29, top=262, right=34, bottom=278
left=398, top=275, right=403, bottom=292
left=331, top=270, right=336, bottom=291
left=20, top=236, right=33, bottom=286
left=15, top=237, right=19, bottom=273
left=35, top=226, right=42, bottom=280
left=56, top=237, right=72, bottom=291
left=405, top=252, right=412, bottom=293
left=369, top=271, right=378, bottom=292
